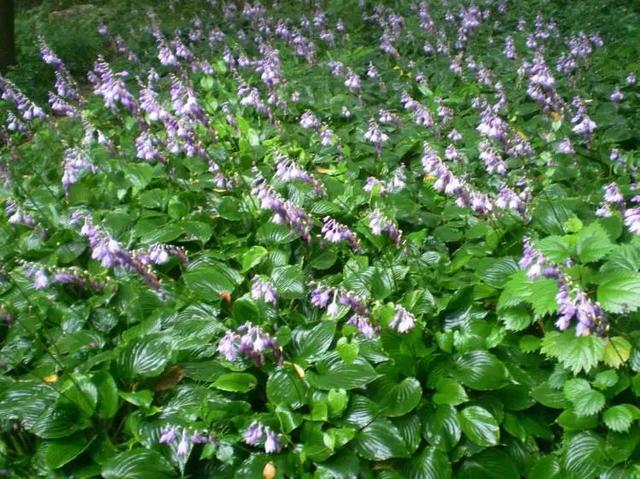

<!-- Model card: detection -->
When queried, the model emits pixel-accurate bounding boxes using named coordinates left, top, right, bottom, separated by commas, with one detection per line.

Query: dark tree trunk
left=0, top=0, right=16, bottom=74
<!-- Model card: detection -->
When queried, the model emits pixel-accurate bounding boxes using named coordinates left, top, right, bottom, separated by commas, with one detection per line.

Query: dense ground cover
left=1, top=0, right=640, bottom=477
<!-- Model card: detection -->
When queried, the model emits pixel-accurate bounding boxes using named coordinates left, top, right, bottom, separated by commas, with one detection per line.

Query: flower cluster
left=251, top=276, right=278, bottom=304
left=321, top=216, right=361, bottom=252
left=274, top=154, right=325, bottom=196
left=368, top=209, right=403, bottom=245
left=217, top=323, right=280, bottom=365
left=389, top=305, right=416, bottom=333
left=159, top=426, right=214, bottom=458
left=251, top=173, right=313, bottom=242
left=72, top=213, right=163, bottom=291
left=518, top=237, right=606, bottom=336
left=243, top=421, right=282, bottom=453
left=61, top=148, right=97, bottom=190
left=88, top=57, right=137, bottom=114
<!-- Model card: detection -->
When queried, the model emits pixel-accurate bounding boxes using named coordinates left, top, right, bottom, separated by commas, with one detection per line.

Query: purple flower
left=519, top=237, right=547, bottom=279
left=244, top=422, right=264, bottom=446
left=555, top=275, right=606, bottom=336
left=264, top=430, right=282, bottom=453
left=220, top=323, right=278, bottom=364
left=62, top=148, right=97, bottom=190
left=33, top=270, right=49, bottom=289
left=310, top=285, right=331, bottom=308
left=603, top=183, right=623, bottom=204
left=610, top=88, right=624, bottom=103
left=346, top=314, right=376, bottom=339
left=274, top=155, right=324, bottom=196
left=610, top=148, right=623, bottom=163
left=190, top=433, right=210, bottom=445
left=217, top=331, right=239, bottom=361
left=363, top=119, right=388, bottom=155
left=251, top=276, right=278, bottom=304
left=556, top=138, right=575, bottom=155
left=389, top=305, right=416, bottom=333
left=624, top=208, right=640, bottom=234
left=321, top=217, right=360, bottom=252
left=478, top=140, right=507, bottom=175
left=369, top=209, right=402, bottom=245
left=344, top=69, right=361, bottom=94
left=626, top=73, right=637, bottom=86
left=300, top=111, right=320, bottom=130
left=176, top=431, right=190, bottom=457
left=159, top=427, right=177, bottom=444
left=89, top=57, right=137, bottom=113
left=251, top=174, right=313, bottom=242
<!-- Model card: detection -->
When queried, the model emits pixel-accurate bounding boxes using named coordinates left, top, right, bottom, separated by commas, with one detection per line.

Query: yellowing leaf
left=262, top=462, right=276, bottom=479
left=603, top=336, right=631, bottom=368
left=43, top=374, right=59, bottom=383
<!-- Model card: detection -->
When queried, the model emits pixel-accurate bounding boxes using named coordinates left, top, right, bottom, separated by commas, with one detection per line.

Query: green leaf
left=499, top=306, right=533, bottom=332
left=266, top=368, right=306, bottom=409
left=396, top=414, right=422, bottom=454
left=528, top=279, right=559, bottom=318
left=482, top=258, right=520, bottom=289
left=433, top=378, right=469, bottom=406
left=184, top=259, right=243, bottom=298
left=563, top=379, right=605, bottom=416
left=458, top=449, right=519, bottom=479
left=307, top=354, right=378, bottom=390
left=271, top=265, right=305, bottom=299
left=593, top=370, right=619, bottom=390
left=118, top=336, right=170, bottom=381
left=458, top=406, right=500, bottom=447
left=538, top=236, right=572, bottom=263
left=603, top=405, right=640, bottom=432
left=531, top=382, right=570, bottom=409
left=557, top=409, right=599, bottom=431
left=102, top=449, right=176, bottom=479
left=602, top=336, right=632, bottom=368
left=241, top=246, right=268, bottom=271
left=562, top=431, right=606, bottom=478
left=30, top=403, right=90, bottom=439
left=454, top=351, right=509, bottom=391
left=212, top=373, right=257, bottom=393
left=293, top=320, right=336, bottom=361
left=407, top=447, right=452, bottom=479
left=373, top=377, right=422, bottom=417
left=541, top=331, right=605, bottom=374
left=597, top=271, right=640, bottom=314
left=45, top=432, right=95, bottom=469
left=355, top=417, right=409, bottom=461
left=576, top=222, right=614, bottom=263
left=327, top=389, right=348, bottom=417
left=422, top=405, right=461, bottom=451
left=119, top=390, right=153, bottom=408
left=529, top=455, right=562, bottom=479
left=92, top=371, right=119, bottom=419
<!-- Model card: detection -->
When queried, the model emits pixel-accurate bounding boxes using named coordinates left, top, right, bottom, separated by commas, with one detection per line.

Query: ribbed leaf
left=407, top=447, right=452, bottom=479
left=355, top=418, right=409, bottom=461
left=458, top=406, right=500, bottom=447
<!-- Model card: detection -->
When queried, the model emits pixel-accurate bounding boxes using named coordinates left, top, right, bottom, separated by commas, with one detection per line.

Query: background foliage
left=1, top=0, right=640, bottom=477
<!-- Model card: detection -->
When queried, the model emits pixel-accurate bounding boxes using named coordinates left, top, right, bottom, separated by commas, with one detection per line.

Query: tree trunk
left=0, top=0, right=16, bottom=74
